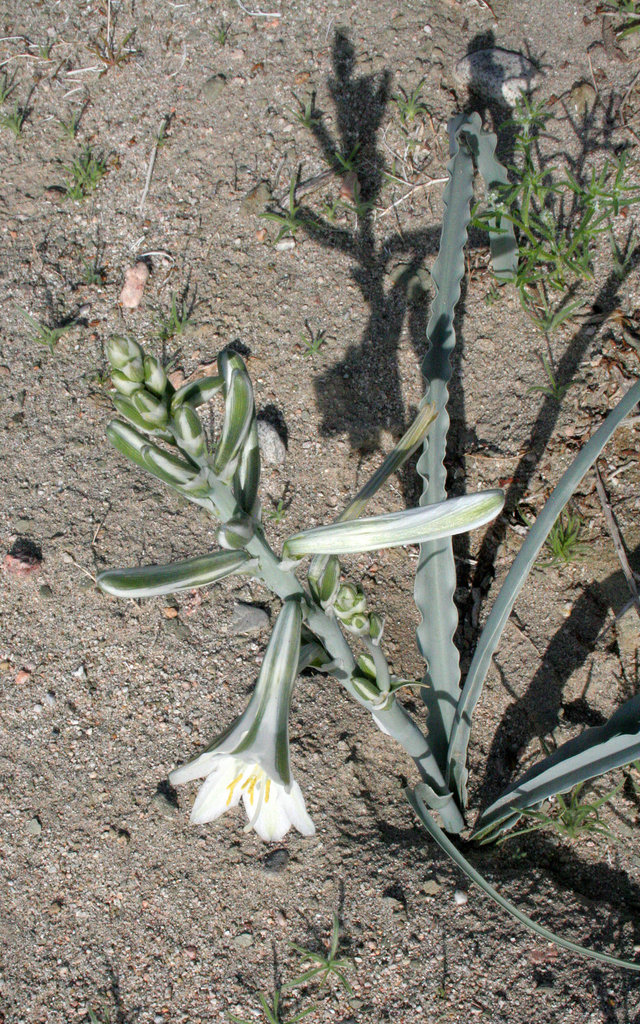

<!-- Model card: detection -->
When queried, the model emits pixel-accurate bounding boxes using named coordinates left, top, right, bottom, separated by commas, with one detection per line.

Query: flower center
left=226, top=764, right=272, bottom=809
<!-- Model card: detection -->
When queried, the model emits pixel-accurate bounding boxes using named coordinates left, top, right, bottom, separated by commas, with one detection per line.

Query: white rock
left=455, top=48, right=541, bottom=108
left=257, top=419, right=286, bottom=466
left=275, top=237, right=296, bottom=252
left=454, top=889, right=468, bottom=906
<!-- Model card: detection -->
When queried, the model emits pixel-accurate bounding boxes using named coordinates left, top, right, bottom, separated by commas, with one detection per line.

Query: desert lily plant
left=95, top=114, right=640, bottom=969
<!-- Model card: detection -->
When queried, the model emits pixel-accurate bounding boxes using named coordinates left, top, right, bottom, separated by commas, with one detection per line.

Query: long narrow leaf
left=283, top=490, right=504, bottom=557
left=447, top=377, right=640, bottom=808
left=474, top=693, right=640, bottom=840
left=406, top=785, right=640, bottom=971
left=97, top=549, right=252, bottom=598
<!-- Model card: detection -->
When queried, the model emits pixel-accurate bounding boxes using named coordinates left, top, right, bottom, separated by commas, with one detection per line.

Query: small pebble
left=15, top=669, right=31, bottom=684
left=455, top=48, right=541, bottom=107
left=151, top=791, right=178, bottom=819
left=233, top=932, right=254, bottom=948
left=454, top=889, right=468, bottom=906
left=26, top=816, right=42, bottom=837
left=73, top=665, right=86, bottom=680
left=568, top=81, right=596, bottom=118
left=241, top=181, right=271, bottom=217
left=202, top=73, right=226, bottom=103
left=262, top=848, right=289, bottom=874
left=44, top=691, right=56, bottom=707
left=275, top=237, right=296, bottom=252
left=119, top=262, right=149, bottom=309
left=231, top=601, right=270, bottom=634
left=422, top=879, right=442, bottom=896
left=256, top=419, right=286, bottom=466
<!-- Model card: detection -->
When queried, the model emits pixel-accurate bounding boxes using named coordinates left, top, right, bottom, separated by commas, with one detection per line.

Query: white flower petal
left=170, top=750, right=221, bottom=785
left=190, top=757, right=243, bottom=824
left=279, top=780, right=315, bottom=836
left=243, top=782, right=292, bottom=842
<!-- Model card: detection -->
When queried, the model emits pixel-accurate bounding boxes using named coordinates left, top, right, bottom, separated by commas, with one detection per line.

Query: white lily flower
left=170, top=597, right=315, bottom=842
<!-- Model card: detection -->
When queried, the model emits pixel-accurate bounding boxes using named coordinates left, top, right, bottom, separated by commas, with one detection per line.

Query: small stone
left=275, top=237, right=296, bottom=252
left=454, top=889, right=468, bottom=906
left=569, top=81, right=597, bottom=118
left=48, top=899, right=63, bottom=916
left=151, top=791, right=178, bottom=818
left=256, top=227, right=268, bottom=243
left=39, top=583, right=53, bottom=598
left=163, top=606, right=179, bottom=619
left=241, top=181, right=271, bottom=217
left=0, top=661, right=12, bottom=673
left=231, top=601, right=270, bottom=634
left=256, top=419, right=286, bottom=466
left=45, top=691, right=56, bottom=706
left=202, top=73, right=226, bottom=103
left=455, top=48, right=541, bottom=107
left=33, top=703, right=43, bottom=713
left=422, top=879, right=442, bottom=897
left=233, top=932, right=254, bottom=948
left=26, top=816, right=42, bottom=836
left=381, top=895, right=406, bottom=915
left=262, top=848, right=289, bottom=874
left=72, top=664, right=86, bottom=680
left=119, top=262, right=149, bottom=309
left=163, top=617, right=190, bottom=639
left=15, top=669, right=31, bottom=685
left=274, top=909, right=287, bottom=926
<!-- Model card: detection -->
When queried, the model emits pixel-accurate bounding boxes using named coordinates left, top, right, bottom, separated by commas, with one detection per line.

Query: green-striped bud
left=170, top=375, right=224, bottom=413
left=351, top=673, right=392, bottom=711
left=308, top=554, right=341, bottom=607
left=112, top=393, right=155, bottom=432
left=172, top=404, right=206, bottom=459
left=217, top=513, right=255, bottom=550
left=111, top=368, right=144, bottom=397
left=106, top=336, right=145, bottom=371
left=141, top=445, right=198, bottom=487
left=342, top=610, right=370, bottom=636
left=368, top=613, right=384, bottom=644
left=334, top=583, right=367, bottom=621
left=144, top=355, right=167, bottom=396
left=131, top=390, right=169, bottom=428
left=357, top=652, right=377, bottom=679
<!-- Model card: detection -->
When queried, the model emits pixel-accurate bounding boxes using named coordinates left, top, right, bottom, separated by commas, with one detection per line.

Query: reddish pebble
left=119, top=262, right=149, bottom=309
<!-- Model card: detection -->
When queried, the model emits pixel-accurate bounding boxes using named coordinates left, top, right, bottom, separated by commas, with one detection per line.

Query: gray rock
left=275, top=237, right=296, bottom=252
left=262, top=848, right=289, bottom=874
left=569, top=81, right=597, bottom=118
left=455, top=48, right=541, bottom=107
left=381, top=895, right=406, bottom=915
left=257, top=419, right=286, bottom=466
left=231, top=601, right=270, bottom=634
left=421, top=879, right=442, bottom=896
left=202, top=73, right=226, bottom=103
left=39, top=583, right=53, bottom=599
left=151, top=792, right=178, bottom=819
left=241, top=182, right=271, bottom=217
left=233, top=932, right=254, bottom=948
left=26, top=816, right=42, bottom=836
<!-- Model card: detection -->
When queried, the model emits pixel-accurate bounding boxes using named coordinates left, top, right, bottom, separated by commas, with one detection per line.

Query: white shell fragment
left=455, top=48, right=541, bottom=108
left=119, top=262, right=150, bottom=309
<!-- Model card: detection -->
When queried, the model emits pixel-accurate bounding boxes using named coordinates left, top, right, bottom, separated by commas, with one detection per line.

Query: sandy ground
left=2, top=1, right=640, bottom=1021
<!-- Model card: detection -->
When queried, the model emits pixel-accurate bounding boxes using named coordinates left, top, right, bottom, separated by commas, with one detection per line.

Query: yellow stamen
left=226, top=772, right=244, bottom=807
left=242, top=771, right=259, bottom=804
left=265, top=778, right=271, bottom=802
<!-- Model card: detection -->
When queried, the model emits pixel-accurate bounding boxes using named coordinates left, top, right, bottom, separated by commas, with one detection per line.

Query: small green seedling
left=158, top=293, right=192, bottom=342
left=0, top=72, right=16, bottom=104
left=215, top=20, right=230, bottom=46
left=541, top=508, right=587, bottom=567
left=88, top=1006, right=111, bottom=1024
left=16, top=306, right=77, bottom=354
left=0, top=105, right=27, bottom=137
left=228, top=989, right=315, bottom=1024
left=528, top=352, right=572, bottom=402
left=59, top=109, right=83, bottom=140
left=332, top=142, right=360, bottom=174
left=286, top=913, right=354, bottom=996
left=90, top=27, right=137, bottom=71
left=35, top=38, right=55, bottom=59
left=291, top=92, right=321, bottom=129
left=267, top=498, right=288, bottom=523
left=65, top=148, right=107, bottom=200
left=261, top=175, right=306, bottom=242
left=300, top=321, right=328, bottom=358
left=497, top=779, right=623, bottom=844
left=393, top=78, right=429, bottom=125
left=82, top=258, right=106, bottom=286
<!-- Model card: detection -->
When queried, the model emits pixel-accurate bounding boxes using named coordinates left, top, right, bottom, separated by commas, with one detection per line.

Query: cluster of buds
left=333, top=582, right=383, bottom=641
left=104, top=338, right=261, bottom=521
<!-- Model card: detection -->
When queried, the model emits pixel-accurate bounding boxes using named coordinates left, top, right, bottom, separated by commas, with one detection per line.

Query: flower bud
left=342, top=611, right=370, bottom=636
left=172, top=404, right=206, bottom=459
left=217, top=513, right=255, bottom=550
left=144, top=355, right=167, bottom=396
left=106, top=336, right=145, bottom=371
left=132, top=389, right=169, bottom=428
left=334, top=583, right=367, bottom=621
left=111, top=369, right=144, bottom=397
left=357, top=652, right=377, bottom=679
left=308, top=555, right=341, bottom=607
left=368, top=613, right=384, bottom=644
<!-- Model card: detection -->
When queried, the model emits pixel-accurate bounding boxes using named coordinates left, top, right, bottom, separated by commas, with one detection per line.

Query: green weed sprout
left=291, top=92, right=321, bottom=129
left=16, top=306, right=75, bottom=354
left=59, top=110, right=82, bottom=140
left=527, top=352, right=572, bottom=402
left=0, top=104, right=27, bottom=137
left=267, top=497, right=288, bottom=523
left=393, top=79, right=429, bottom=125
left=215, top=20, right=230, bottom=46
left=494, top=779, right=623, bottom=844
left=158, top=293, right=192, bottom=341
left=229, top=989, right=315, bottom=1024
left=286, top=913, right=353, bottom=996
left=65, top=148, right=107, bottom=200
left=261, top=175, right=306, bottom=242
left=0, top=72, right=15, bottom=104
left=541, top=509, right=588, bottom=567
left=300, top=322, right=327, bottom=357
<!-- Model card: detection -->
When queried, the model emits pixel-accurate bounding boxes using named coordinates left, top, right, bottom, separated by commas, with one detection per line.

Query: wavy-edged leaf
left=462, top=116, right=518, bottom=282
left=284, top=490, right=503, bottom=557
left=107, top=421, right=181, bottom=483
left=474, top=693, right=640, bottom=842
left=141, top=444, right=198, bottom=486
left=414, top=115, right=479, bottom=786
left=447, top=377, right=640, bottom=808
left=212, top=369, right=255, bottom=480
left=406, top=784, right=640, bottom=971
left=97, top=549, right=253, bottom=598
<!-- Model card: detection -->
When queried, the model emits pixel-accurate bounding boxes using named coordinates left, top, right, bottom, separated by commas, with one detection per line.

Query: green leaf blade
left=97, top=549, right=253, bottom=598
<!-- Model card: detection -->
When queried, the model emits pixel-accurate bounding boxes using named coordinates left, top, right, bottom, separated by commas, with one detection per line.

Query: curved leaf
left=97, top=549, right=253, bottom=598
left=283, top=490, right=504, bottom=557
